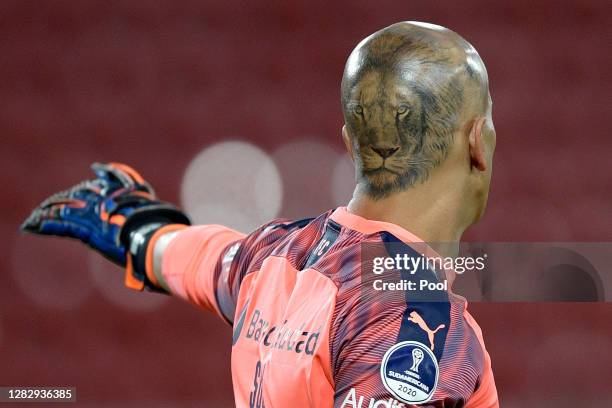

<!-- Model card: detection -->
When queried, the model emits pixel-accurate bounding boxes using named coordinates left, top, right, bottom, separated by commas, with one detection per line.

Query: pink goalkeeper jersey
left=156, top=207, right=498, bottom=408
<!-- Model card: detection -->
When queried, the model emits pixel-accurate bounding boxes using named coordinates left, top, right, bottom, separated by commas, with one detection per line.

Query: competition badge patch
left=380, top=341, right=439, bottom=404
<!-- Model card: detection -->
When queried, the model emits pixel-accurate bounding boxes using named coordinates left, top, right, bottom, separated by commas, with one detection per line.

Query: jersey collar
left=330, top=206, right=457, bottom=287
left=330, top=206, right=427, bottom=244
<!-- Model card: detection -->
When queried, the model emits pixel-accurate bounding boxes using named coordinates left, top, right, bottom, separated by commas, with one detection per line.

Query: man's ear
left=469, top=117, right=487, bottom=172
left=342, top=125, right=355, bottom=161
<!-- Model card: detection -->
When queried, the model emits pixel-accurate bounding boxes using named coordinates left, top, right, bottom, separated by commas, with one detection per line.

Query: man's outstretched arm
left=143, top=216, right=308, bottom=322
left=144, top=223, right=246, bottom=320
left=21, top=162, right=298, bottom=323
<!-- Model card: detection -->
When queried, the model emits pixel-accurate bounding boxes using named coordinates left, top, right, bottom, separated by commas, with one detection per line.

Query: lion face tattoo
left=344, top=63, right=464, bottom=199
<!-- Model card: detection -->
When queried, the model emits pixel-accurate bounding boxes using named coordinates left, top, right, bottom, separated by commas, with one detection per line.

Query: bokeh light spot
left=11, top=235, right=94, bottom=311
left=89, top=253, right=169, bottom=312
left=181, top=141, right=282, bottom=232
left=273, top=140, right=340, bottom=219
left=332, top=154, right=355, bottom=207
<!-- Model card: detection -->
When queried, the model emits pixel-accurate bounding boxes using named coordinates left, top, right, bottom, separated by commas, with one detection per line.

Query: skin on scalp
left=341, top=21, right=490, bottom=199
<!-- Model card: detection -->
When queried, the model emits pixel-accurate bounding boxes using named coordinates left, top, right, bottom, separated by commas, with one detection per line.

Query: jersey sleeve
left=464, top=311, right=499, bottom=408
left=158, top=219, right=309, bottom=324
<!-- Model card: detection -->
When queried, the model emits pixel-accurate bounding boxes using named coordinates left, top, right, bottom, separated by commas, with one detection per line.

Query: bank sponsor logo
left=244, top=309, right=320, bottom=355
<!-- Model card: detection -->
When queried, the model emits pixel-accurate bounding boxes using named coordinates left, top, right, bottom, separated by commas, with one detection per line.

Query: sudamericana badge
left=380, top=341, right=439, bottom=404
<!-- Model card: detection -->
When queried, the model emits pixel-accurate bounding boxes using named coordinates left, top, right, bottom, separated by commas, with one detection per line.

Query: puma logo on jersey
left=407, top=311, right=445, bottom=351
left=341, top=388, right=406, bottom=408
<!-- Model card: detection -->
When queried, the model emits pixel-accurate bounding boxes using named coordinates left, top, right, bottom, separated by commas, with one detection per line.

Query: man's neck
left=347, top=179, right=472, bottom=257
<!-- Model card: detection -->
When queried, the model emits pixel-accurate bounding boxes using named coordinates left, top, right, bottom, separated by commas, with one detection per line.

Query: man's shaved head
left=341, top=21, right=491, bottom=199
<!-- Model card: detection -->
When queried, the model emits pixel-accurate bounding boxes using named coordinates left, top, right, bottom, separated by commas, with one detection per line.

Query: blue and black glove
left=21, top=162, right=190, bottom=291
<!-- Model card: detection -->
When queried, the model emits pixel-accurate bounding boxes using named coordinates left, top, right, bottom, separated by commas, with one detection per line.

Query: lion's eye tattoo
left=351, top=103, right=364, bottom=116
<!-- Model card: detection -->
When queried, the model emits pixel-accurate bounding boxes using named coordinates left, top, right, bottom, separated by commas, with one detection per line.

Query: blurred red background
left=1, top=0, right=611, bottom=407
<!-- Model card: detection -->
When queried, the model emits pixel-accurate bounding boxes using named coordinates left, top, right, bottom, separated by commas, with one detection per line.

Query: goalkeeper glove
left=20, top=162, right=190, bottom=291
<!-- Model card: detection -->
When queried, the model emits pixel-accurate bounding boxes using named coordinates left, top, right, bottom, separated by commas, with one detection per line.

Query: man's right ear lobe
left=342, top=125, right=355, bottom=161
left=468, top=117, right=487, bottom=172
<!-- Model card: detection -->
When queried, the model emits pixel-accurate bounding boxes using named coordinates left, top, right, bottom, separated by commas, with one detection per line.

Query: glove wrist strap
left=120, top=205, right=191, bottom=292
left=125, top=222, right=167, bottom=292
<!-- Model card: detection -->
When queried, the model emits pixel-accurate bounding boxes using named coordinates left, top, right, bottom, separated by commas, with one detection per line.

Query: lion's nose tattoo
left=371, top=146, right=400, bottom=159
